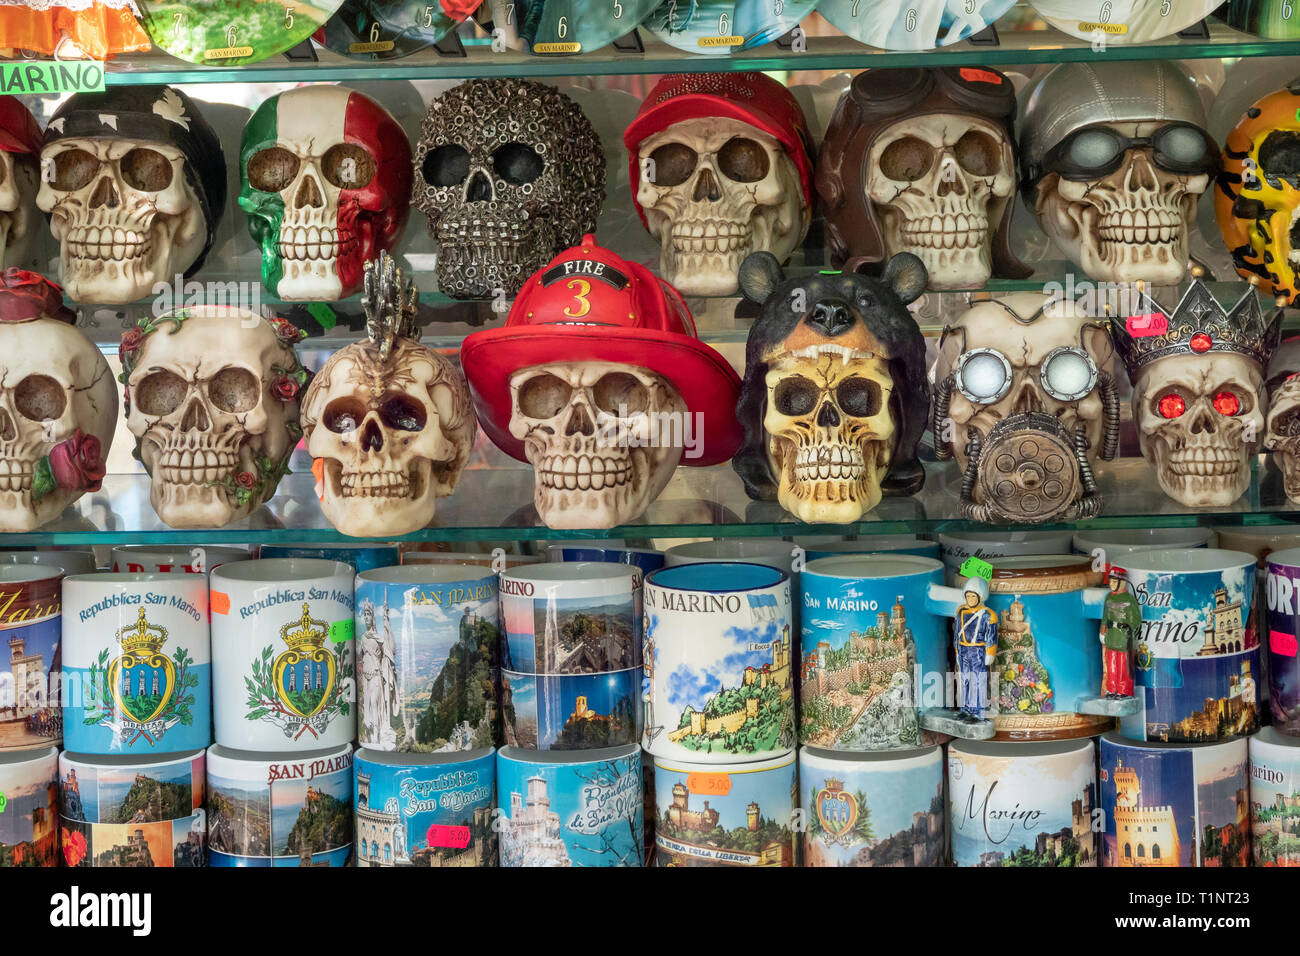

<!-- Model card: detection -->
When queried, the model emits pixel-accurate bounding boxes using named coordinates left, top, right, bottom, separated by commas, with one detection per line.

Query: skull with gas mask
left=624, top=72, right=813, bottom=298
left=817, top=67, right=1029, bottom=291
left=1112, top=274, right=1281, bottom=508
left=1021, top=61, right=1219, bottom=286
left=412, top=79, right=606, bottom=300
left=239, top=86, right=413, bottom=302
left=36, top=86, right=225, bottom=304
left=932, top=292, right=1120, bottom=524
left=0, top=100, right=42, bottom=271
left=732, top=251, right=930, bottom=523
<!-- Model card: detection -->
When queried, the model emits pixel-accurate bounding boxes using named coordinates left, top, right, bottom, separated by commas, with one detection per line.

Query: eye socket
left=380, top=393, right=427, bottom=432
left=324, top=397, right=367, bottom=434
left=774, top=376, right=819, bottom=417
left=492, top=142, right=543, bottom=186
left=648, top=142, right=697, bottom=187
left=1275, top=407, right=1300, bottom=437
left=323, top=143, right=376, bottom=190
left=593, top=372, right=648, bottom=416
left=1157, top=392, right=1186, bottom=419
left=1040, top=347, right=1097, bottom=402
left=954, top=130, right=1002, bottom=177
left=136, top=370, right=187, bottom=417
left=1213, top=390, right=1243, bottom=417
left=247, top=146, right=300, bottom=193
left=422, top=144, right=470, bottom=188
left=209, top=367, right=260, bottom=413
left=121, top=148, right=173, bottom=192
left=836, top=376, right=882, bottom=418
left=51, top=148, right=100, bottom=191
left=955, top=349, right=1012, bottom=404
left=518, top=373, right=572, bottom=420
left=879, top=136, right=934, bottom=182
left=717, top=137, right=770, bottom=184
left=1259, top=130, right=1300, bottom=182
left=14, top=374, right=66, bottom=422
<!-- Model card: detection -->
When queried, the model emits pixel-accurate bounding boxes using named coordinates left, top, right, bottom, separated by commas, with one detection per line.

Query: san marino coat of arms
left=83, top=607, right=199, bottom=746
left=246, top=603, right=352, bottom=740
left=814, top=778, right=860, bottom=846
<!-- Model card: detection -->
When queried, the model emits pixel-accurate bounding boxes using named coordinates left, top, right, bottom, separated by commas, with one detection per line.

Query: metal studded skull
left=412, top=79, right=605, bottom=299
left=120, top=307, right=309, bottom=528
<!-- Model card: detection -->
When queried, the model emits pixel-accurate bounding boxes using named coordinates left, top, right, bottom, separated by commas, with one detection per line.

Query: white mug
left=0, top=550, right=97, bottom=575
left=112, top=545, right=250, bottom=575
left=664, top=539, right=796, bottom=573
left=1072, top=528, right=1215, bottom=561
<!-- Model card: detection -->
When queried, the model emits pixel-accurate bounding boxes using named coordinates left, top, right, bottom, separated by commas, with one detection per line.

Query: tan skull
left=0, top=151, right=38, bottom=269
left=301, top=339, right=474, bottom=537
left=764, top=347, right=895, bottom=522
left=1266, top=375, right=1300, bottom=502
left=636, top=117, right=807, bottom=297
left=508, top=362, right=686, bottom=529
left=867, top=114, right=1015, bottom=291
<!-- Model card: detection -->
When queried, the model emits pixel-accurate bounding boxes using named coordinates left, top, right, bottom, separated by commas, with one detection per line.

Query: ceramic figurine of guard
left=300, top=252, right=474, bottom=537
left=953, top=576, right=998, bottom=724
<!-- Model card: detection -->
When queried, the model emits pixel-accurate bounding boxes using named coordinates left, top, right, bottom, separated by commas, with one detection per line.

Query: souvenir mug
left=937, top=530, right=1073, bottom=583
left=0, top=746, right=58, bottom=866
left=0, top=550, right=97, bottom=574
left=110, top=545, right=250, bottom=574
left=496, top=745, right=643, bottom=867
left=58, top=749, right=206, bottom=868
left=1072, top=528, right=1215, bottom=562
left=210, top=559, right=356, bottom=751
left=62, top=572, right=211, bottom=755
left=1264, top=546, right=1300, bottom=733
left=354, top=565, right=500, bottom=752
left=402, top=551, right=542, bottom=570
left=1250, top=727, right=1300, bottom=866
left=205, top=744, right=353, bottom=867
left=798, top=537, right=941, bottom=561
left=1100, top=732, right=1250, bottom=867
left=354, top=747, right=497, bottom=867
left=663, top=539, right=796, bottom=573
left=0, top=565, right=63, bottom=752
left=1119, top=549, right=1261, bottom=743
left=260, top=543, right=400, bottom=574
left=546, top=544, right=666, bottom=576
left=643, top=562, right=794, bottom=764
left=653, top=751, right=797, bottom=867
left=948, top=738, right=1097, bottom=867
left=799, top=745, right=943, bottom=867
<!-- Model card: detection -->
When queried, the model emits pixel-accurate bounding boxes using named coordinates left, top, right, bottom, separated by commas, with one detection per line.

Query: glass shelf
left=6, top=453, right=1298, bottom=548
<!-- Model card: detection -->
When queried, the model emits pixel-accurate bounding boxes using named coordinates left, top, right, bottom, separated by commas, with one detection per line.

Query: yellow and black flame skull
left=1217, top=82, right=1300, bottom=304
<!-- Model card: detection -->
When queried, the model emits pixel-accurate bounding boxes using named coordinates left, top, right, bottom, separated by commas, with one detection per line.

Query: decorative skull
left=1264, top=337, right=1300, bottom=502
left=36, top=87, right=225, bottom=304
left=931, top=292, right=1120, bottom=523
left=817, top=67, right=1029, bottom=290
left=239, top=86, right=413, bottom=302
left=0, top=270, right=115, bottom=532
left=625, top=72, right=813, bottom=297
left=120, top=306, right=309, bottom=528
left=733, top=251, right=930, bottom=523
left=1112, top=275, right=1281, bottom=508
left=0, top=100, right=42, bottom=270
left=412, top=79, right=605, bottom=299
left=300, top=253, right=474, bottom=536
left=1022, top=61, right=1218, bottom=286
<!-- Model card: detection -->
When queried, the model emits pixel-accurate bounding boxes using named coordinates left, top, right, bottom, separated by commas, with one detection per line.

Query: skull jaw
left=775, top=440, right=886, bottom=523
left=1150, top=437, right=1252, bottom=508
left=879, top=206, right=993, bottom=291
left=319, top=458, right=438, bottom=537
left=432, top=212, right=551, bottom=298
left=275, top=256, right=345, bottom=302
left=660, top=243, right=750, bottom=297
left=893, top=240, right=991, bottom=292
left=529, top=447, right=674, bottom=530
left=150, top=482, right=252, bottom=529
left=0, top=487, right=75, bottom=533
left=1052, top=196, right=1191, bottom=286
left=60, top=249, right=163, bottom=304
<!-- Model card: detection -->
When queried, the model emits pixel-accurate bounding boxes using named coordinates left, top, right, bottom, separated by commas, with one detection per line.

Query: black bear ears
left=736, top=251, right=929, bottom=307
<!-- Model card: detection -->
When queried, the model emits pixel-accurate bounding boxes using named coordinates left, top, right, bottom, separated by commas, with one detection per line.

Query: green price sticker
left=0, top=61, right=105, bottom=96
left=329, top=619, right=354, bottom=644
left=959, top=556, right=994, bottom=581
left=0, top=791, right=6, bottom=812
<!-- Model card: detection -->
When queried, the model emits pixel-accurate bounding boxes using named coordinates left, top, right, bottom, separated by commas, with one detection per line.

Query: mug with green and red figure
left=1100, top=565, right=1140, bottom=699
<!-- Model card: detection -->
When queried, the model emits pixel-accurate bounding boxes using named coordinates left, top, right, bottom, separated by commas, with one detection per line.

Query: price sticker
left=427, top=824, right=471, bottom=849
left=330, top=619, right=354, bottom=644
left=959, top=556, right=993, bottom=581
left=0, top=791, right=6, bottom=813
left=210, top=590, right=231, bottom=615
left=1271, top=630, right=1298, bottom=658
left=1126, top=313, right=1168, bottom=338
left=687, top=772, right=731, bottom=796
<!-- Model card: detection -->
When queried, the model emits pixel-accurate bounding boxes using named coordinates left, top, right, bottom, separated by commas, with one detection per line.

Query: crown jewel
left=1111, top=278, right=1282, bottom=377
left=280, top=603, right=328, bottom=651
left=116, top=607, right=167, bottom=655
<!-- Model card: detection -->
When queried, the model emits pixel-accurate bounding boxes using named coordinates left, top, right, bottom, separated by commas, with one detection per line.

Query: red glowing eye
left=1190, top=333, right=1213, bottom=353
left=1158, top=393, right=1186, bottom=419
left=1213, top=391, right=1242, bottom=416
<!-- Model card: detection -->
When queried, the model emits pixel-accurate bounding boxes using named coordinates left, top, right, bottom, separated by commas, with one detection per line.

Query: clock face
left=1224, top=0, right=1300, bottom=39
left=135, top=0, right=347, bottom=64
left=642, top=0, right=821, bottom=54
left=1030, top=0, right=1222, bottom=43
left=319, top=0, right=482, bottom=59
left=819, top=0, right=1017, bottom=51
left=485, top=0, right=660, bottom=53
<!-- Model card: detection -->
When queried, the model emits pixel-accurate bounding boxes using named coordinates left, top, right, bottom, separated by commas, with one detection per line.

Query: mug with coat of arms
left=210, top=559, right=356, bottom=752
left=62, top=573, right=211, bottom=755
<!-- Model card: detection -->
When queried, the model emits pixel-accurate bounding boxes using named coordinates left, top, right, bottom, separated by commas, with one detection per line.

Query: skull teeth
left=1167, top=447, right=1242, bottom=476
left=341, top=470, right=412, bottom=498
left=538, top=454, right=632, bottom=491
left=66, top=225, right=150, bottom=261
left=793, top=444, right=866, bottom=482
left=278, top=225, right=353, bottom=262
left=158, top=448, right=238, bottom=486
left=669, top=220, right=750, bottom=254
left=900, top=213, right=988, bottom=249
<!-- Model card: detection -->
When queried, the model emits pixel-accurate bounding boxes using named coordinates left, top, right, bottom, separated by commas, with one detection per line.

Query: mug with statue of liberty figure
left=354, top=566, right=501, bottom=753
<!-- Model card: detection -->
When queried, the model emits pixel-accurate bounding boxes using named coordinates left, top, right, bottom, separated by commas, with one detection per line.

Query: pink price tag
left=427, top=824, right=471, bottom=849
left=1126, top=313, right=1168, bottom=338
left=1271, top=630, right=1298, bottom=658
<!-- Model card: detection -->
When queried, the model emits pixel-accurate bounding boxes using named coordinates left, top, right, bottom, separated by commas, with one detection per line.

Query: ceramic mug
left=355, top=565, right=500, bottom=752
left=546, top=544, right=666, bottom=575
left=1249, top=728, right=1300, bottom=866
left=402, top=551, right=542, bottom=570
left=1264, top=546, right=1300, bottom=734
left=1072, top=528, right=1216, bottom=561
left=1118, top=549, right=1261, bottom=743
left=62, top=572, right=211, bottom=755
left=496, top=745, right=643, bottom=867
left=354, top=747, right=497, bottom=867
left=948, top=738, right=1097, bottom=868
left=111, top=545, right=250, bottom=574
left=799, top=555, right=945, bottom=751
left=0, top=550, right=97, bottom=574
left=937, top=530, right=1074, bottom=582
left=58, top=749, right=207, bottom=868
left=210, top=558, right=356, bottom=751
left=0, top=745, right=58, bottom=867
left=260, top=543, right=400, bottom=574
left=663, top=539, right=796, bottom=573
left=643, top=562, right=794, bottom=764
left=0, top=565, right=63, bottom=752
left=205, top=743, right=353, bottom=867
left=798, top=537, right=941, bottom=561
left=652, top=751, right=797, bottom=867
left=799, top=745, right=943, bottom=867
left=500, top=669, right=639, bottom=751
left=1099, top=732, right=1249, bottom=867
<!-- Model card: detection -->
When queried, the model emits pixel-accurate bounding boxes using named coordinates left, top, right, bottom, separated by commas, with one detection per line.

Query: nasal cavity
left=937, top=161, right=966, bottom=197
left=565, top=404, right=595, bottom=437
left=0, top=408, right=14, bottom=442
left=465, top=170, right=493, bottom=203
left=809, top=300, right=852, bottom=337
left=1126, top=152, right=1159, bottom=192
left=816, top=402, right=840, bottom=429
left=180, top=398, right=210, bottom=432
left=295, top=174, right=324, bottom=209
left=1190, top=410, right=1217, bottom=435
left=362, top=418, right=384, bottom=452
left=693, top=167, right=722, bottom=203
left=89, top=176, right=119, bottom=209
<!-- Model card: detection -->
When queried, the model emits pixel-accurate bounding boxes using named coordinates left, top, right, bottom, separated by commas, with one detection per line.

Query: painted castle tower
left=1112, top=758, right=1180, bottom=867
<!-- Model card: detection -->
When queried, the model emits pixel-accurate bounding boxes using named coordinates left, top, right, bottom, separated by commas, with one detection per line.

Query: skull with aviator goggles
left=932, top=292, right=1120, bottom=524
left=1021, top=62, right=1219, bottom=286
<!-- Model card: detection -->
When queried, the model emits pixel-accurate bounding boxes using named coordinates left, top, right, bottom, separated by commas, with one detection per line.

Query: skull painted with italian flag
left=238, top=85, right=413, bottom=301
